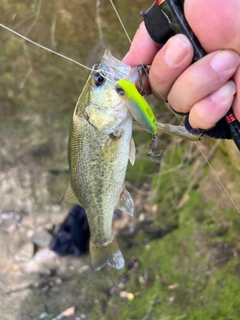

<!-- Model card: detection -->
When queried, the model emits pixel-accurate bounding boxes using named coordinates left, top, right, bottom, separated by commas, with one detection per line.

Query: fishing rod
left=141, top=0, right=240, bottom=151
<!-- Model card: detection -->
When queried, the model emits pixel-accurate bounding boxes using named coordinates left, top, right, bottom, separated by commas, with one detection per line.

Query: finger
left=185, top=0, right=240, bottom=53
left=149, top=34, right=193, bottom=100
left=168, top=50, right=240, bottom=114
left=232, top=66, right=240, bottom=121
left=188, top=81, right=236, bottom=129
left=122, top=22, right=159, bottom=66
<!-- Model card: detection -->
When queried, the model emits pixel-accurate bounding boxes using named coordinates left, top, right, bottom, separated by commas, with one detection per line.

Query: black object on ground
left=50, top=205, right=90, bottom=257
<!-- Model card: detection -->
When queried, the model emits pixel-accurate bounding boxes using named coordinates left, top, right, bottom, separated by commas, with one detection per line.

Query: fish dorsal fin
left=129, top=137, right=136, bottom=165
left=62, top=183, right=80, bottom=205
left=116, top=187, right=134, bottom=216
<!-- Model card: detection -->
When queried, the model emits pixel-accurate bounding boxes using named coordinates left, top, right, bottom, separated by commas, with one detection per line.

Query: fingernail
left=211, top=81, right=236, bottom=105
left=211, top=51, right=240, bottom=74
left=164, top=35, right=190, bottom=66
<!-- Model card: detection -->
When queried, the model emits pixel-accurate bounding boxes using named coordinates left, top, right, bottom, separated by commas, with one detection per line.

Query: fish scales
left=64, top=50, right=141, bottom=271
left=72, top=117, right=132, bottom=243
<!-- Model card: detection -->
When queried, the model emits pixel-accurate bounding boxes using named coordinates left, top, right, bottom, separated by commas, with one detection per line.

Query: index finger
left=122, top=22, right=160, bottom=66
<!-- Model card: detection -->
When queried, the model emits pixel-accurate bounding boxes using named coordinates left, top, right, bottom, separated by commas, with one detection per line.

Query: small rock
left=14, top=243, right=33, bottom=262
left=31, top=229, right=52, bottom=247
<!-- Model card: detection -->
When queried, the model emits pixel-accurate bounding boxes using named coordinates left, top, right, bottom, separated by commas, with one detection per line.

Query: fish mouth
left=93, top=49, right=142, bottom=84
left=89, top=50, right=142, bottom=90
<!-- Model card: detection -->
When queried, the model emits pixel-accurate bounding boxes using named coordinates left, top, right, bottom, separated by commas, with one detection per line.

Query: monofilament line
left=0, top=24, right=93, bottom=72
left=198, top=147, right=240, bottom=214
left=109, top=0, right=132, bottom=44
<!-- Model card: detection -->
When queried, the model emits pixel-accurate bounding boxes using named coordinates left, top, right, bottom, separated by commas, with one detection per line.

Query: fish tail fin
left=90, top=237, right=125, bottom=271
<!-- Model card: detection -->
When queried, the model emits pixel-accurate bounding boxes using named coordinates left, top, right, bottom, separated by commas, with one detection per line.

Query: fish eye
left=93, top=72, right=105, bottom=87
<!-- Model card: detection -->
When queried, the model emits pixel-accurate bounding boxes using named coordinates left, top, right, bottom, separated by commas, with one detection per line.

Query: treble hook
left=138, top=66, right=148, bottom=98
left=147, top=134, right=162, bottom=157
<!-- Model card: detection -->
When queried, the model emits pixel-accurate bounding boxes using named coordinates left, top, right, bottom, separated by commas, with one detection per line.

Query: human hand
left=123, top=0, right=240, bottom=131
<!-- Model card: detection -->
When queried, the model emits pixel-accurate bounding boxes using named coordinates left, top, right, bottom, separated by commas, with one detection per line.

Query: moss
left=108, top=163, right=240, bottom=319
left=111, top=222, right=240, bottom=319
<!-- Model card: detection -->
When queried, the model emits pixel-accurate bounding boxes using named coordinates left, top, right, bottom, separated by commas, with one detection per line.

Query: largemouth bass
left=63, top=50, right=141, bottom=271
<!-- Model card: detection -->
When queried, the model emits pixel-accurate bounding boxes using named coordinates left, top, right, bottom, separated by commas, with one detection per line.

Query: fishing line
left=108, top=0, right=240, bottom=214
left=197, top=147, right=240, bottom=213
left=108, top=0, right=153, bottom=89
left=0, top=24, right=93, bottom=72
left=0, top=23, right=120, bottom=84
left=109, top=0, right=132, bottom=45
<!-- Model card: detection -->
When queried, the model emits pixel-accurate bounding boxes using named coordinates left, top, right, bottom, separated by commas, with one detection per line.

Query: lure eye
left=93, top=73, right=105, bottom=87
left=115, top=86, right=125, bottom=96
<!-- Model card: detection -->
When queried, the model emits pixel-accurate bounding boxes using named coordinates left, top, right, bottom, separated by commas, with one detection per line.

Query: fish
left=63, top=49, right=141, bottom=271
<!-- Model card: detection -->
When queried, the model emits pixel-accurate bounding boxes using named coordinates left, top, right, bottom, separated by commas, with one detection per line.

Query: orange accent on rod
left=156, top=0, right=165, bottom=5
left=225, top=113, right=237, bottom=123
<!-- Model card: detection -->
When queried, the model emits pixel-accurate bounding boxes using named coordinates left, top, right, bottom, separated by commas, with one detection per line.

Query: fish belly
left=69, top=115, right=132, bottom=270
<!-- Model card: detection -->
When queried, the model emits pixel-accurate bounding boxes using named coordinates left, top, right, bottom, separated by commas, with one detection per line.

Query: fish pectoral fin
left=116, top=187, right=134, bottom=216
left=129, top=137, right=136, bottom=165
left=90, top=237, right=125, bottom=271
left=62, top=183, right=81, bottom=205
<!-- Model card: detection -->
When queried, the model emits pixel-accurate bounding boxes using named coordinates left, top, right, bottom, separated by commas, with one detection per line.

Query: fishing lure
left=115, top=79, right=158, bottom=135
left=115, top=79, right=205, bottom=143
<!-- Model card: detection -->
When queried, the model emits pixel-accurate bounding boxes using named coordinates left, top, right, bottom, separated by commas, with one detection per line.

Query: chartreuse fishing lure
left=114, top=79, right=204, bottom=142
left=115, top=79, right=158, bottom=135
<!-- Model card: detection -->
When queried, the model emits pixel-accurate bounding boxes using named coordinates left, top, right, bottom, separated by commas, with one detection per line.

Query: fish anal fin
left=116, top=187, right=134, bottom=216
left=90, top=237, right=125, bottom=271
left=129, top=137, right=136, bottom=165
left=62, top=182, right=81, bottom=205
